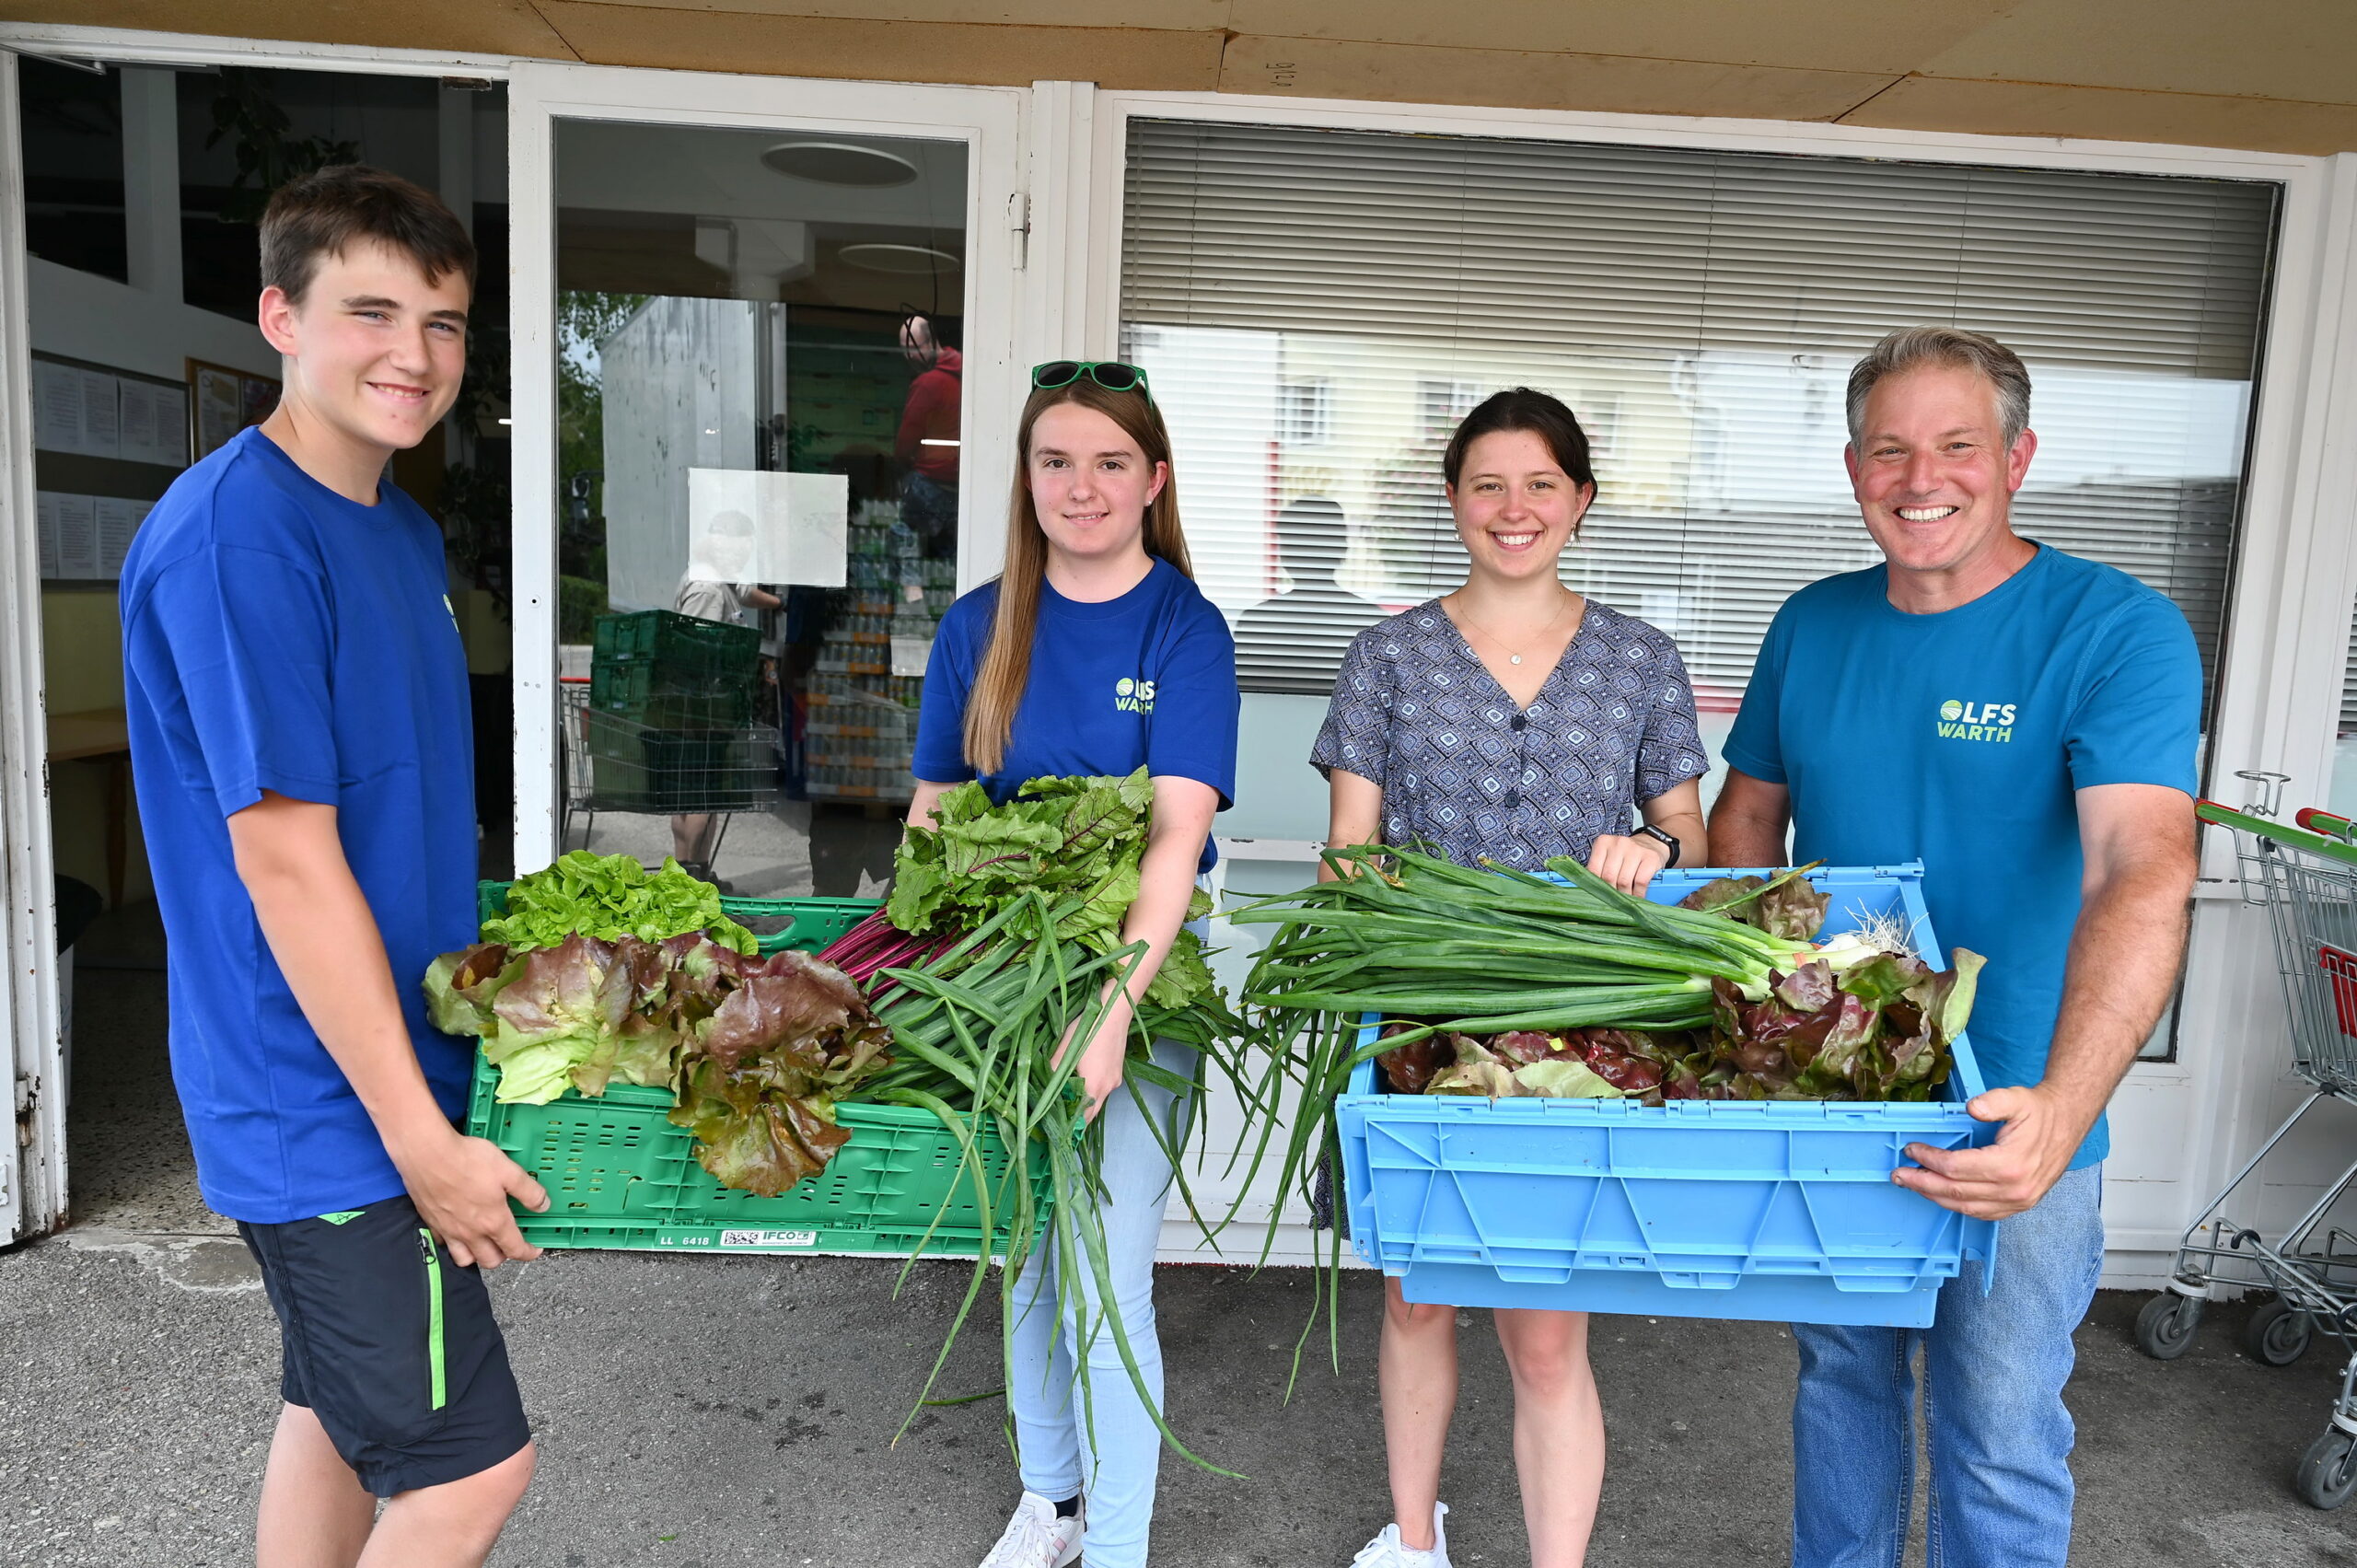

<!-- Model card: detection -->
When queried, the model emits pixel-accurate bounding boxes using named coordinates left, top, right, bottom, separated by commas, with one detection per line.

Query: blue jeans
left=1007, top=1035, right=1199, bottom=1568
left=1792, top=1164, right=2104, bottom=1568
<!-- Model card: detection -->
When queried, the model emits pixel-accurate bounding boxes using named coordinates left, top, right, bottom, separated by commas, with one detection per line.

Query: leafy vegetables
left=886, top=769, right=1214, bottom=1010
left=424, top=931, right=891, bottom=1193
left=1675, top=870, right=1832, bottom=943
left=1390, top=1030, right=1630, bottom=1098
left=668, top=948, right=895, bottom=1196
left=482, top=851, right=756, bottom=956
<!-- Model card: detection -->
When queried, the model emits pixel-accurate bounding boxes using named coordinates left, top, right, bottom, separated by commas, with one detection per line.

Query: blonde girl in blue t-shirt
left=908, top=362, right=1240, bottom=1568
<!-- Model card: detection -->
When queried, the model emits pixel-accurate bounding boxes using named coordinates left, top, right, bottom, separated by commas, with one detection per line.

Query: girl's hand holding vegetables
left=1585, top=831, right=1673, bottom=896
left=1062, top=986, right=1138, bottom=1123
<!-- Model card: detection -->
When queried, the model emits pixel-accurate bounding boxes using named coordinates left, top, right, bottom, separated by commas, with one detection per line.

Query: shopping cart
left=558, top=677, right=780, bottom=868
left=2136, top=770, right=2357, bottom=1507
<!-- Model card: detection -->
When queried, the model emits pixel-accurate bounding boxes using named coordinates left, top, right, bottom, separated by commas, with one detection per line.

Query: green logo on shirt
left=1115, top=678, right=1155, bottom=714
left=1937, top=698, right=2016, bottom=743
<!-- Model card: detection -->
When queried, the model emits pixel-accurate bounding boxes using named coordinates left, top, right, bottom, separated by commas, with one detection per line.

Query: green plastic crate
left=461, top=888, right=1051, bottom=1256
left=581, top=712, right=778, bottom=815
left=592, top=610, right=759, bottom=679
left=463, top=1060, right=1048, bottom=1256
left=587, top=659, right=755, bottom=731
left=474, top=881, right=875, bottom=958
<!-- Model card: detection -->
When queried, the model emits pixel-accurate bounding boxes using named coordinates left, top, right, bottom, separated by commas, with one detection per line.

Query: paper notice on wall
left=195, top=366, right=242, bottom=459
left=685, top=468, right=848, bottom=587
left=33, top=362, right=82, bottom=455
left=95, top=496, right=151, bottom=578
left=35, top=493, right=60, bottom=580
left=117, top=381, right=188, bottom=469
left=889, top=635, right=933, bottom=678
left=76, top=369, right=121, bottom=460
left=152, top=384, right=190, bottom=467
left=52, top=493, right=99, bottom=579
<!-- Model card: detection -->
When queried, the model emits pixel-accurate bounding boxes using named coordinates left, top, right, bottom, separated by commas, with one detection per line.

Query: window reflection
left=1128, top=325, right=2252, bottom=780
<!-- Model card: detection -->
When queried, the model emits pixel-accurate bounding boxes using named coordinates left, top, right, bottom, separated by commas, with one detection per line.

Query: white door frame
left=504, top=62, right=1028, bottom=876
left=0, top=50, right=52, bottom=1241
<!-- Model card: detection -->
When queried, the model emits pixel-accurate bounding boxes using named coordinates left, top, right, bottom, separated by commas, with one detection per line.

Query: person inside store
left=1311, top=387, right=1711, bottom=1568
left=120, top=165, right=545, bottom=1567
left=1232, top=495, right=1389, bottom=694
left=898, top=310, right=963, bottom=559
left=907, top=359, right=1239, bottom=1568
left=672, top=506, right=782, bottom=886
left=1708, top=325, right=2200, bottom=1568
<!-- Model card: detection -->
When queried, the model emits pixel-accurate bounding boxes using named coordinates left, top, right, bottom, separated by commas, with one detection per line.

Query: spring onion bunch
left=819, top=853, right=1252, bottom=1472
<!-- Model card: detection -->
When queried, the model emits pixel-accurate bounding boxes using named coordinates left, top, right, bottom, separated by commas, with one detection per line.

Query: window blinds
left=1120, top=119, right=2274, bottom=711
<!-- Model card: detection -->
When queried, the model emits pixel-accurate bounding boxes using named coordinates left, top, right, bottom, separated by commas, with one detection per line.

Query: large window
left=1121, top=120, right=2275, bottom=765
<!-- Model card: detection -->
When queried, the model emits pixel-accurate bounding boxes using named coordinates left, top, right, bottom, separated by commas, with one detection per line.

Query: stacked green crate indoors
left=586, top=609, right=776, bottom=814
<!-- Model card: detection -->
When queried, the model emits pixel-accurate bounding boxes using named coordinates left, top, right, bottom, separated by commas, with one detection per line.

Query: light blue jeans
left=1792, top=1164, right=2105, bottom=1568
left=1007, top=1034, right=1199, bottom=1568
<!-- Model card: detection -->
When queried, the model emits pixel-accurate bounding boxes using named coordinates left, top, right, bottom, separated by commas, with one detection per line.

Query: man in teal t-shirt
left=1712, top=326, right=2200, bottom=1568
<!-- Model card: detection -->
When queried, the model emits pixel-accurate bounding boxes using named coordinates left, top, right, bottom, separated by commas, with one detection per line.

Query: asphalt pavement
left=6, top=1225, right=2357, bottom=1568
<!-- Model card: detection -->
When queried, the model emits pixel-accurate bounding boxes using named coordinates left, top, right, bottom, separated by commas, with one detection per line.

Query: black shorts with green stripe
left=238, top=1195, right=530, bottom=1498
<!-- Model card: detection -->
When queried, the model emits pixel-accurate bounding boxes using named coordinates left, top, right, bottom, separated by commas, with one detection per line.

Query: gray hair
left=1845, top=326, right=2032, bottom=450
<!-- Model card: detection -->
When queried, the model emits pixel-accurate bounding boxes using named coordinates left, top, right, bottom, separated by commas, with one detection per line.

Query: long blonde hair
left=963, top=379, right=1193, bottom=775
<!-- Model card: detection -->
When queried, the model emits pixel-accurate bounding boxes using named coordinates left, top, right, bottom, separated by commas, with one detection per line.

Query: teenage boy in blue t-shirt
left=1710, top=326, right=2200, bottom=1568
left=121, top=166, right=547, bottom=1566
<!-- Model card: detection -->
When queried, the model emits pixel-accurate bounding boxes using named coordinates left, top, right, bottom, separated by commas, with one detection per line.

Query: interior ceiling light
left=838, top=242, right=961, bottom=274
left=760, top=141, right=919, bottom=187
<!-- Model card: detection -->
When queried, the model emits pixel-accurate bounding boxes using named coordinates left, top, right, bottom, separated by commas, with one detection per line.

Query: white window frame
left=1086, top=87, right=2357, bottom=1281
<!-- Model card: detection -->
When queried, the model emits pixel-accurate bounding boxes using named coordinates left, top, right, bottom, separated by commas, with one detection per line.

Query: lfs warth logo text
left=1937, top=697, right=2015, bottom=743
left=1115, top=677, right=1156, bottom=714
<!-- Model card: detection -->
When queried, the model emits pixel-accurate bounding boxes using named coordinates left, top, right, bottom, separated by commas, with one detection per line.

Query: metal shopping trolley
left=2136, top=771, right=2357, bottom=1507
left=559, top=675, right=780, bottom=868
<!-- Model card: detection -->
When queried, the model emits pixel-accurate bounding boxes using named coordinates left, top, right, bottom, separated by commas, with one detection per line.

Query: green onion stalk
left=840, top=889, right=1258, bottom=1476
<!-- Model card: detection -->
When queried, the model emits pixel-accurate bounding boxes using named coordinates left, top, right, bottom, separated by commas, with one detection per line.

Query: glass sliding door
left=507, top=69, right=1020, bottom=892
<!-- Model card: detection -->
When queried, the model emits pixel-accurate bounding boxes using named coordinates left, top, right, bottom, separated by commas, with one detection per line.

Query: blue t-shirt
left=1724, top=543, right=2200, bottom=1169
left=911, top=556, right=1240, bottom=870
left=121, top=427, right=479, bottom=1225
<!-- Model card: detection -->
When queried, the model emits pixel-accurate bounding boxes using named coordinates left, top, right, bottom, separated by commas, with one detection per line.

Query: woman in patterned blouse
left=1313, top=388, right=1709, bottom=1568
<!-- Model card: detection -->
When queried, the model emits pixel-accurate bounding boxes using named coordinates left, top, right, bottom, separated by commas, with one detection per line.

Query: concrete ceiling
left=14, top=0, right=2357, bottom=156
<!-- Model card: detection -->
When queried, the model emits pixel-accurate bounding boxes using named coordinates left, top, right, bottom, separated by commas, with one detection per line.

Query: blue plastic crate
left=1335, top=864, right=1998, bottom=1328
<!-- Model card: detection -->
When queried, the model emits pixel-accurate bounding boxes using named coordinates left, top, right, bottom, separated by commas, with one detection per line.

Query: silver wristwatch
left=1633, top=823, right=1680, bottom=867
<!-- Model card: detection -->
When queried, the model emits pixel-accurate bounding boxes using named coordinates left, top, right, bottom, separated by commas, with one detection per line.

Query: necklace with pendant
left=1457, top=590, right=1574, bottom=667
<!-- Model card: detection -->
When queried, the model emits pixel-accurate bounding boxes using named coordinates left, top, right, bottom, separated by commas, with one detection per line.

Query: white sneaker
left=1350, top=1501, right=1451, bottom=1566
left=980, top=1490, right=1085, bottom=1568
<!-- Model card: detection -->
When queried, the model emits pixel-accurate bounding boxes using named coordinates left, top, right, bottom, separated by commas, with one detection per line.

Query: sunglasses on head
left=1031, top=360, right=1152, bottom=401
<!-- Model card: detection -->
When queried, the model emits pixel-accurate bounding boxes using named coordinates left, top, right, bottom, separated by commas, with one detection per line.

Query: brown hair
left=1443, top=387, right=1597, bottom=495
left=260, top=164, right=477, bottom=306
left=963, top=379, right=1193, bottom=775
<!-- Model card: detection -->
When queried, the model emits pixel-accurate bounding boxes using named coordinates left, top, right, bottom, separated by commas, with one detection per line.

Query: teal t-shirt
left=1723, top=542, right=2200, bottom=1168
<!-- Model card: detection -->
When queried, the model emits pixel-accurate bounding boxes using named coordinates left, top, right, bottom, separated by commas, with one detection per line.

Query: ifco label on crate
left=719, top=1228, right=818, bottom=1249
left=659, top=1227, right=820, bottom=1249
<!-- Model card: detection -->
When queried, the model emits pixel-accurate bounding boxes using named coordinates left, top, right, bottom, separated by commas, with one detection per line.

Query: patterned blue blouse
left=1310, top=598, right=1710, bottom=869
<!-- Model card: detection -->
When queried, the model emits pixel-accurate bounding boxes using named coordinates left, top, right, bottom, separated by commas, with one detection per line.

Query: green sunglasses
left=1031, top=359, right=1152, bottom=401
